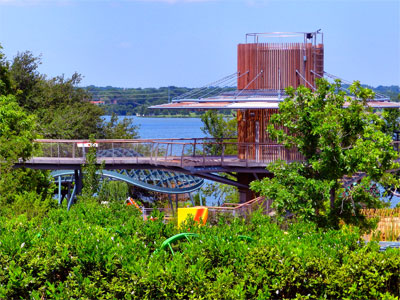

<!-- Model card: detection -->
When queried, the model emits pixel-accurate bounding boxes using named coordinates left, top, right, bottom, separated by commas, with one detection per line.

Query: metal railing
left=32, top=139, right=400, bottom=168
left=139, top=196, right=271, bottom=222
left=208, top=196, right=272, bottom=218
left=32, top=138, right=305, bottom=168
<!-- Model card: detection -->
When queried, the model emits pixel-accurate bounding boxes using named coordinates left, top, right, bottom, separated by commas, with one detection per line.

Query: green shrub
left=98, top=180, right=129, bottom=203
left=0, top=202, right=399, bottom=299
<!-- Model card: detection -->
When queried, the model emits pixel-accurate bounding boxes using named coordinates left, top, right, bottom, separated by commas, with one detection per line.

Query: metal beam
left=194, top=172, right=248, bottom=189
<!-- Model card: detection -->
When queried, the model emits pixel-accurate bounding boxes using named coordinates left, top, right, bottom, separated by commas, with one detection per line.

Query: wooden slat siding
left=309, top=44, right=313, bottom=87
left=239, top=44, right=245, bottom=90
left=284, top=44, right=288, bottom=88
left=315, top=44, right=324, bottom=78
left=242, top=44, right=246, bottom=88
left=249, top=44, right=253, bottom=89
left=271, top=44, right=274, bottom=89
left=292, top=43, right=296, bottom=87
left=274, top=44, right=278, bottom=88
left=272, top=43, right=279, bottom=89
left=263, top=43, right=266, bottom=88
left=307, top=43, right=313, bottom=88
left=267, top=44, right=271, bottom=89
left=247, top=44, right=252, bottom=89
left=274, top=43, right=278, bottom=88
left=255, top=44, right=259, bottom=89
left=237, top=42, right=323, bottom=90
left=289, top=44, right=293, bottom=87
left=237, top=110, right=245, bottom=159
left=237, top=45, right=241, bottom=89
left=296, top=44, right=300, bottom=87
left=235, top=42, right=325, bottom=161
left=252, top=43, right=257, bottom=89
left=305, top=43, right=309, bottom=88
left=242, top=44, right=247, bottom=89
left=237, top=44, right=241, bottom=89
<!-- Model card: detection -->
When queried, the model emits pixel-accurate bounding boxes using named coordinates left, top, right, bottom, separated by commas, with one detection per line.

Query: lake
left=108, top=116, right=400, bottom=208
left=103, top=116, right=206, bottom=139
left=134, top=117, right=205, bottom=139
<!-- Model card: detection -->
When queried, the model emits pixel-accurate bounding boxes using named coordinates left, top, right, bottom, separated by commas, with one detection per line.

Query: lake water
left=109, top=116, right=400, bottom=208
left=134, top=117, right=205, bottom=139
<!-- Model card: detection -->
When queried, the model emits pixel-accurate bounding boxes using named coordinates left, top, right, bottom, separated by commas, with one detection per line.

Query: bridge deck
left=21, top=155, right=273, bottom=171
left=20, top=138, right=304, bottom=173
left=20, top=138, right=400, bottom=175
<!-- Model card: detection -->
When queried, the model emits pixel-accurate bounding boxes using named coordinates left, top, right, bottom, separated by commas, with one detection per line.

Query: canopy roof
left=150, top=97, right=400, bottom=110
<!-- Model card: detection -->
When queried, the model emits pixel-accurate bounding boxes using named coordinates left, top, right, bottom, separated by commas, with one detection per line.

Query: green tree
left=202, top=181, right=239, bottom=206
left=9, top=51, right=43, bottom=109
left=250, top=79, right=399, bottom=229
left=200, top=110, right=237, bottom=155
left=199, top=111, right=239, bottom=205
left=101, top=112, right=139, bottom=139
left=0, top=45, right=13, bottom=96
left=0, top=94, right=36, bottom=204
left=381, top=94, right=400, bottom=136
left=98, top=180, right=129, bottom=203
left=81, top=137, right=103, bottom=199
left=8, top=51, right=140, bottom=140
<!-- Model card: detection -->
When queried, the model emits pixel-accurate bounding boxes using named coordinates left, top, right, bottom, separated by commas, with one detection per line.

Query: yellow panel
left=178, top=207, right=208, bottom=227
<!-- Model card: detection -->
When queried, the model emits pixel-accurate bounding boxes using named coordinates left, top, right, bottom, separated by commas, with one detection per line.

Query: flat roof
left=150, top=100, right=400, bottom=110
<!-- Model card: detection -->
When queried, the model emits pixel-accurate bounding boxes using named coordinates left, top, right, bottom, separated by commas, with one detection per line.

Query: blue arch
left=51, top=169, right=204, bottom=194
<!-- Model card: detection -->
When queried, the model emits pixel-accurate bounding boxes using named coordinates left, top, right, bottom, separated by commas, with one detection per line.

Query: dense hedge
left=0, top=201, right=399, bottom=299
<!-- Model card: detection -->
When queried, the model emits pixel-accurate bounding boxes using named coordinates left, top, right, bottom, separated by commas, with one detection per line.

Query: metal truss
left=51, top=169, right=204, bottom=210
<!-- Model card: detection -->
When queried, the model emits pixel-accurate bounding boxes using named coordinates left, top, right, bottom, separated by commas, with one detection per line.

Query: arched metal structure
left=51, top=169, right=204, bottom=210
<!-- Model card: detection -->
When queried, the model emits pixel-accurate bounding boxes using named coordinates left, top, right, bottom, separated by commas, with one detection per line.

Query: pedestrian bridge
left=16, top=138, right=400, bottom=204
left=20, top=138, right=303, bottom=173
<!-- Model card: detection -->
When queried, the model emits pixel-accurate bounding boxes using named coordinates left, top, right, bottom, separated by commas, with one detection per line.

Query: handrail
left=34, top=139, right=296, bottom=147
left=34, top=137, right=238, bottom=143
left=30, top=139, right=399, bottom=169
left=209, top=196, right=266, bottom=211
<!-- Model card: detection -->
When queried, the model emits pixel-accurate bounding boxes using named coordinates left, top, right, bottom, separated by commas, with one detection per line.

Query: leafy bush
left=0, top=201, right=399, bottom=299
left=98, top=180, right=129, bottom=203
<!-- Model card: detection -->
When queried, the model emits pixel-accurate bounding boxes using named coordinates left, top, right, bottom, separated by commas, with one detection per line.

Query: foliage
left=380, top=95, right=400, bottom=203
left=0, top=46, right=13, bottom=96
left=98, top=180, right=129, bottom=203
left=202, top=181, right=239, bottom=206
left=2, top=50, right=139, bottom=140
left=199, top=111, right=239, bottom=205
left=81, top=137, right=103, bottom=199
left=251, top=79, right=399, bottom=229
left=382, top=108, right=400, bottom=137
left=100, top=112, right=139, bottom=139
left=0, top=201, right=399, bottom=299
left=201, top=110, right=237, bottom=148
left=0, top=94, right=38, bottom=205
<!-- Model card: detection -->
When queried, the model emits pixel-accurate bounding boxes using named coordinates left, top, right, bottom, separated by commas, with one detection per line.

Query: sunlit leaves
left=251, top=79, right=399, bottom=228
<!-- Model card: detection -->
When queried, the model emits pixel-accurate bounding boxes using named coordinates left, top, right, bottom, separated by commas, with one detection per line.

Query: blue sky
left=0, top=0, right=399, bottom=88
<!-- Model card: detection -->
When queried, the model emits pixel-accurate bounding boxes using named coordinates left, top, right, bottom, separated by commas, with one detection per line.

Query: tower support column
left=237, top=173, right=255, bottom=203
left=237, top=172, right=272, bottom=203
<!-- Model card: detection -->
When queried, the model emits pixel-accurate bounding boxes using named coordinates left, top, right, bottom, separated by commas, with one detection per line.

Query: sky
left=0, top=0, right=399, bottom=88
